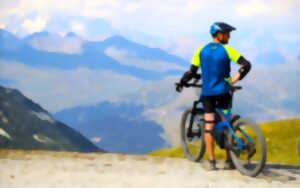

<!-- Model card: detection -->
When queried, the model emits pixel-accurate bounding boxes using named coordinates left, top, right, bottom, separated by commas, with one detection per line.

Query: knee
left=204, top=120, right=215, bottom=130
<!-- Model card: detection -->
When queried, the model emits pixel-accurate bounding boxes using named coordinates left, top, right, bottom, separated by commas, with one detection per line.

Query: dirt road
left=0, top=150, right=299, bottom=188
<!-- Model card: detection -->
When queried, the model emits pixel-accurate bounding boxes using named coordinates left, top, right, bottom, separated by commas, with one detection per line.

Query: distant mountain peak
left=65, top=32, right=78, bottom=38
left=0, top=28, right=10, bottom=35
left=105, top=35, right=130, bottom=44
left=0, top=29, right=17, bottom=39
left=26, top=31, right=51, bottom=39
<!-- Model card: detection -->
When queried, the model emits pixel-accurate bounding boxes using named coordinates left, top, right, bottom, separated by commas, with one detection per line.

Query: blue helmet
left=210, top=22, right=236, bottom=36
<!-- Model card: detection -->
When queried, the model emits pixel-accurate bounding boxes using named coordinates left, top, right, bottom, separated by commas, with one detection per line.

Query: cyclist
left=176, top=22, right=251, bottom=170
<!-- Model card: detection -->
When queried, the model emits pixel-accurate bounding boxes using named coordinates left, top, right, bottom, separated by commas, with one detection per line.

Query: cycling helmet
left=210, top=22, right=236, bottom=36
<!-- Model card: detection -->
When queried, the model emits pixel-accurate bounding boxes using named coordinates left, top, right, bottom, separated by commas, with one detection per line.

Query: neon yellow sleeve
left=223, top=45, right=241, bottom=63
left=190, top=45, right=204, bottom=67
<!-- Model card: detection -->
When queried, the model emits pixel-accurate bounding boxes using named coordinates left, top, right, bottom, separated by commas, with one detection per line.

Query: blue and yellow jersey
left=191, top=42, right=241, bottom=96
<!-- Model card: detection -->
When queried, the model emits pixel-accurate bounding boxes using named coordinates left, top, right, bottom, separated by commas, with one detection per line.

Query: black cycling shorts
left=201, top=92, right=232, bottom=113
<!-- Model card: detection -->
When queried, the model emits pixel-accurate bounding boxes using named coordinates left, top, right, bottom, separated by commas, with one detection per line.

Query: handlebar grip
left=234, top=86, right=242, bottom=90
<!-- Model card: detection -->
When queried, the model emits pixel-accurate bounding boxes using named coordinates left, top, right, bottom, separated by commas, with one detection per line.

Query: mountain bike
left=178, top=78, right=266, bottom=177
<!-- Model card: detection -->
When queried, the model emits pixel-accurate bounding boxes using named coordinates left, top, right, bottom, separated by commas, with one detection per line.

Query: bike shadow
left=259, top=164, right=300, bottom=183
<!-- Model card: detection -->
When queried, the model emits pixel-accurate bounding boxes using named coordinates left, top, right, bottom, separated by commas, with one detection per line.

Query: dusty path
left=0, top=149, right=299, bottom=188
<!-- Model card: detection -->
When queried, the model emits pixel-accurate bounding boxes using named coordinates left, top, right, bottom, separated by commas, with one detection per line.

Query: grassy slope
left=149, top=118, right=300, bottom=165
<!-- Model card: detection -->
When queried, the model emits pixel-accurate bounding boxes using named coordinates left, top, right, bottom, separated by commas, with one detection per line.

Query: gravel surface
left=0, top=149, right=299, bottom=188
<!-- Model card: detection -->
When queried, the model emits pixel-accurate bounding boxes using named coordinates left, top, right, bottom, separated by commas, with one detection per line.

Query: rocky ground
left=0, top=149, right=299, bottom=188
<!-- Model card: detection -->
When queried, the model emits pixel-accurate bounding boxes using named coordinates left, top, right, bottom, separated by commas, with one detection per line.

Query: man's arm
left=176, top=46, right=202, bottom=92
left=232, top=56, right=251, bottom=84
left=176, top=65, right=200, bottom=92
left=223, top=45, right=251, bottom=85
left=179, top=64, right=200, bottom=85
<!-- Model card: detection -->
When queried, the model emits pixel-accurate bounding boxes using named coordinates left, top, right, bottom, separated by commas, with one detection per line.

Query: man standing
left=176, top=22, right=251, bottom=170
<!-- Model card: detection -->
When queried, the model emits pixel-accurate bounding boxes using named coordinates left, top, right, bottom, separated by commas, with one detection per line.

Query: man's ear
left=216, top=33, right=221, bottom=42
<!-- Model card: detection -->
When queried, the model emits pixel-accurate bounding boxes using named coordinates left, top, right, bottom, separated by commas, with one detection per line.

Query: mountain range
left=0, top=29, right=187, bottom=80
left=0, top=29, right=185, bottom=153
left=54, top=102, right=169, bottom=154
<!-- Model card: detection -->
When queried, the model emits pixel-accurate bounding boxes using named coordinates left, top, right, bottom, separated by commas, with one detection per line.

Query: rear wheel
left=180, top=108, right=205, bottom=162
left=228, top=118, right=266, bottom=177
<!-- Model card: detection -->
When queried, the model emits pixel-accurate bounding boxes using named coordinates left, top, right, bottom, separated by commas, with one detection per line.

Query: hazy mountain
left=0, top=85, right=102, bottom=152
left=255, top=50, right=286, bottom=65
left=54, top=102, right=169, bottom=154
left=0, top=29, right=24, bottom=51
left=84, top=35, right=186, bottom=66
left=65, top=32, right=78, bottom=38
left=0, top=29, right=187, bottom=80
left=24, top=31, right=52, bottom=41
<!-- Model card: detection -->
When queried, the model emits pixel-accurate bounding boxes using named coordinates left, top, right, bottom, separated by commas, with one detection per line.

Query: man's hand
left=175, top=82, right=183, bottom=92
left=225, top=73, right=240, bottom=86
left=225, top=77, right=233, bottom=86
left=195, top=73, right=201, bottom=80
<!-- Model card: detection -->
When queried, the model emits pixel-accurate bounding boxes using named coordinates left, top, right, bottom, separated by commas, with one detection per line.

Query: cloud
left=28, top=33, right=84, bottom=54
left=274, top=32, right=300, bottom=44
left=0, top=60, right=144, bottom=112
left=239, top=55, right=300, bottom=119
left=0, top=57, right=182, bottom=114
left=0, top=22, right=5, bottom=29
left=144, top=85, right=200, bottom=146
left=105, top=47, right=186, bottom=72
left=80, top=0, right=121, bottom=18
left=125, top=2, right=139, bottom=13
left=70, top=20, right=85, bottom=34
left=0, top=59, right=182, bottom=146
left=236, top=0, right=299, bottom=18
left=22, top=17, right=47, bottom=34
left=167, top=36, right=201, bottom=59
left=1, top=0, right=300, bottom=60
left=124, top=76, right=180, bottom=108
left=236, top=0, right=269, bottom=18
left=45, top=16, right=116, bottom=40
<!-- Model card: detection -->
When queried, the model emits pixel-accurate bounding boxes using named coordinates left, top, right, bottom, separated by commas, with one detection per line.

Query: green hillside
left=149, top=118, right=300, bottom=165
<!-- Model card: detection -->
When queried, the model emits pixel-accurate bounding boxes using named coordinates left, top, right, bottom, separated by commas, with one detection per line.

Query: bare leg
left=226, top=149, right=231, bottom=161
left=204, top=113, right=215, bottom=161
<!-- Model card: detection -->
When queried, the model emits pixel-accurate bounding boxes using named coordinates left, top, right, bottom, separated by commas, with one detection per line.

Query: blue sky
left=1, top=0, right=300, bottom=59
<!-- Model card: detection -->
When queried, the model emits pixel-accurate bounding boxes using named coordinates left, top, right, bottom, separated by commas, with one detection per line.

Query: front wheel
left=180, top=108, right=206, bottom=162
left=228, top=118, right=266, bottom=177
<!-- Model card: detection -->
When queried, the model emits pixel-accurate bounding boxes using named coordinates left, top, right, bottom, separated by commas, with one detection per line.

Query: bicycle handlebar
left=177, top=78, right=243, bottom=92
left=185, top=78, right=202, bottom=88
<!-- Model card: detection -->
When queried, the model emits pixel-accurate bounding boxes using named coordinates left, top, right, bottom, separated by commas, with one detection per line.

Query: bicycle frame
left=215, top=108, right=244, bottom=151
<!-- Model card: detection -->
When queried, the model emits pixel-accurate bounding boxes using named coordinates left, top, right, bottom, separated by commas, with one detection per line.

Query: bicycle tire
left=180, top=107, right=206, bottom=162
left=228, top=118, right=266, bottom=177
